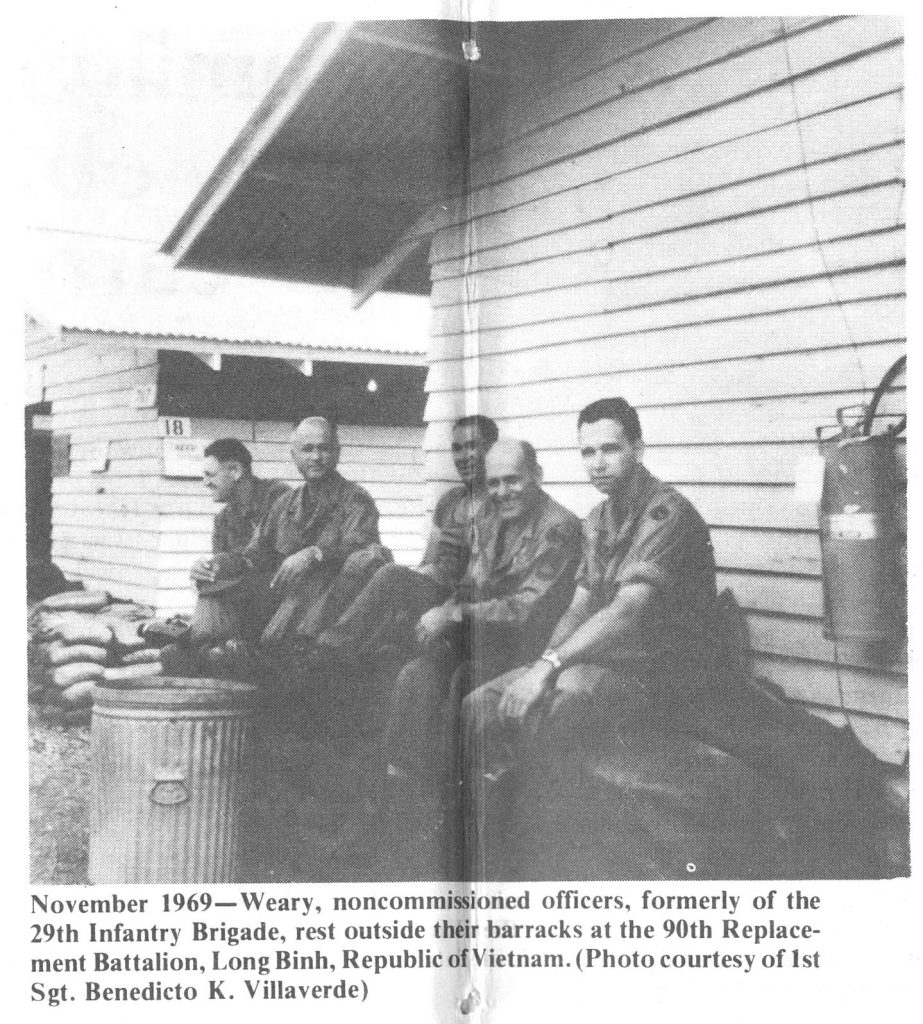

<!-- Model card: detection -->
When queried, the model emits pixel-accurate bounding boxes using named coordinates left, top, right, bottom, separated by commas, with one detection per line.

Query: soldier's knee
left=344, top=543, right=391, bottom=575
left=461, top=683, right=499, bottom=736
left=392, top=656, right=428, bottom=699
left=367, top=561, right=411, bottom=591
left=555, top=664, right=601, bottom=698
left=190, top=594, right=240, bottom=645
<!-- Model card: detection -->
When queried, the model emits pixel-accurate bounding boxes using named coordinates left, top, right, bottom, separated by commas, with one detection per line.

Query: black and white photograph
left=23, top=7, right=908, bottom=895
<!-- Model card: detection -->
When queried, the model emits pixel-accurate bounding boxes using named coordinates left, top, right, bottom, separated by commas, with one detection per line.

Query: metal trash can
left=89, top=677, right=258, bottom=884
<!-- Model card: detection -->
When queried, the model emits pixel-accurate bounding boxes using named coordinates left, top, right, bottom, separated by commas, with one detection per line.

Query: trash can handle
left=150, top=773, right=189, bottom=806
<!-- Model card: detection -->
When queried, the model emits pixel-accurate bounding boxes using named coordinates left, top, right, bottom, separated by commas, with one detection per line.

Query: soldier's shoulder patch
left=535, top=545, right=568, bottom=581
left=649, top=504, right=671, bottom=521
left=545, top=524, right=568, bottom=546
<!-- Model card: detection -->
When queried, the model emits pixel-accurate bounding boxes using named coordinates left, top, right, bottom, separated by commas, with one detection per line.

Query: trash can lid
left=93, top=676, right=259, bottom=712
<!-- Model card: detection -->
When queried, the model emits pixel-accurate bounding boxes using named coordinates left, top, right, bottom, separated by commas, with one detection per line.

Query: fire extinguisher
left=817, top=356, right=906, bottom=652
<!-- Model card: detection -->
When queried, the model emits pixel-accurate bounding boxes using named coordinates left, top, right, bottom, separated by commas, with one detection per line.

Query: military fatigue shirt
left=212, top=477, right=291, bottom=556
left=419, top=484, right=488, bottom=586
left=454, top=490, right=581, bottom=652
left=576, top=464, right=718, bottom=661
left=238, top=471, right=381, bottom=576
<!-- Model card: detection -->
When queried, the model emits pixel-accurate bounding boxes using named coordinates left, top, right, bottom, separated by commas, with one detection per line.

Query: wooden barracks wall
left=424, top=16, right=906, bottom=761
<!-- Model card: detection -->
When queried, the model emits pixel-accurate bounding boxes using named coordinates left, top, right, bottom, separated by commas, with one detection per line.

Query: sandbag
left=44, top=641, right=110, bottom=668
left=30, top=610, right=82, bottom=638
left=108, top=619, right=146, bottom=652
left=50, top=662, right=105, bottom=689
left=103, top=662, right=162, bottom=683
left=103, top=601, right=156, bottom=621
left=41, top=590, right=110, bottom=613
left=120, top=647, right=162, bottom=666
left=58, top=680, right=95, bottom=708
left=50, top=619, right=114, bottom=648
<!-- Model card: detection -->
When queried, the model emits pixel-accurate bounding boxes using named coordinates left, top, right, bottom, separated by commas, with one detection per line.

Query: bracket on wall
left=191, top=352, right=223, bottom=372
left=351, top=200, right=459, bottom=309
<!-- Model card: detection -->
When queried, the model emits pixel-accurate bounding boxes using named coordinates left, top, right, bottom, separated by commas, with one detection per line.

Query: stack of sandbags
left=29, top=593, right=113, bottom=709
left=103, top=615, right=164, bottom=684
left=28, top=591, right=164, bottom=711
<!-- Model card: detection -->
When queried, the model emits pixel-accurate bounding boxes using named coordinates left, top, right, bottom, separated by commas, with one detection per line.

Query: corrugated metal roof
left=26, top=229, right=428, bottom=357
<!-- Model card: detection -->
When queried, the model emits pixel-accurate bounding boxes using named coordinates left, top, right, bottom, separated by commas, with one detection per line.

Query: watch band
left=540, top=649, right=563, bottom=671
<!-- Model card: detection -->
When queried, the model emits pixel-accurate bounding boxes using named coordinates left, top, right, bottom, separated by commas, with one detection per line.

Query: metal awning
left=162, top=21, right=570, bottom=297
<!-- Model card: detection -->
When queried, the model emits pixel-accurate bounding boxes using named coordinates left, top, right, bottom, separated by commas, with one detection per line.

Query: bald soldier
left=461, top=398, right=720, bottom=784
left=373, top=438, right=581, bottom=802
left=192, top=417, right=390, bottom=658
left=462, top=398, right=897, bottom=876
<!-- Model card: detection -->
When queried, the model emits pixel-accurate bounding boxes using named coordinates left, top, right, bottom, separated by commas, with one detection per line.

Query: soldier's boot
left=160, top=642, right=208, bottom=678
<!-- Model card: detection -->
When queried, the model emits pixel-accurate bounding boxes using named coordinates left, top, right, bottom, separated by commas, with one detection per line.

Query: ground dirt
left=29, top=705, right=92, bottom=885
left=28, top=700, right=451, bottom=885
left=28, top=693, right=907, bottom=884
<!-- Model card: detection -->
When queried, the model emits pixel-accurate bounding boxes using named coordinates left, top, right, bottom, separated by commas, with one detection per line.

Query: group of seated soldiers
left=163, top=398, right=895, bottom=872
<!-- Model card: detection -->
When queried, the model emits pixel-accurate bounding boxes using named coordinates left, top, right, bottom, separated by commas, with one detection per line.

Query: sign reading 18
left=161, top=417, right=188, bottom=437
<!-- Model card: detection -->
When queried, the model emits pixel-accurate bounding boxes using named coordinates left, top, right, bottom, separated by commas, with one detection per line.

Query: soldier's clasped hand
left=190, top=556, right=218, bottom=584
left=270, top=546, right=323, bottom=590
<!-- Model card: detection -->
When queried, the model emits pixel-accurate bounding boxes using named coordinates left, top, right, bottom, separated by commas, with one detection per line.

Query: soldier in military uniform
left=194, top=417, right=389, bottom=656
left=200, top=438, right=291, bottom=562
left=177, top=439, right=290, bottom=648
left=312, top=414, right=499, bottom=663
left=462, top=398, right=893, bottom=876
left=377, top=438, right=581, bottom=799
left=417, top=413, right=500, bottom=581
left=461, top=398, right=720, bottom=775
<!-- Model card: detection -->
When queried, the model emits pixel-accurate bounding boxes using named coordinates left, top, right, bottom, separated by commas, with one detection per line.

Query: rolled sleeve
left=614, top=499, right=704, bottom=596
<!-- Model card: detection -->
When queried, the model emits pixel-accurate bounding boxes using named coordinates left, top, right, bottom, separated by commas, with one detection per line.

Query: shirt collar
left=605, top=464, right=658, bottom=542
left=298, top=470, right=344, bottom=507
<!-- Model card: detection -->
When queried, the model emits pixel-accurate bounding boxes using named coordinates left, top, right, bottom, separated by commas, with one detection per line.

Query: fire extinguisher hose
left=861, top=355, right=906, bottom=437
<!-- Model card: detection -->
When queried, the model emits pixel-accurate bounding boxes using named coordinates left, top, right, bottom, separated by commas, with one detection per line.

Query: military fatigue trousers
left=461, top=660, right=888, bottom=877
left=463, top=661, right=884, bottom=807
left=191, top=548, right=391, bottom=651
left=320, top=562, right=452, bottom=661
left=380, top=627, right=523, bottom=786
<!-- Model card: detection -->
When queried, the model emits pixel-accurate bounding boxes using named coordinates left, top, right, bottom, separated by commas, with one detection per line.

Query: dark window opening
left=156, top=352, right=426, bottom=427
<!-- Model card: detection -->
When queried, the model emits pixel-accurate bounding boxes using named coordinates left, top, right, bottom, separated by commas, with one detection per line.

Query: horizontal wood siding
left=154, top=419, right=425, bottom=615
left=30, top=337, right=426, bottom=615
left=41, top=339, right=163, bottom=608
left=426, top=16, right=906, bottom=762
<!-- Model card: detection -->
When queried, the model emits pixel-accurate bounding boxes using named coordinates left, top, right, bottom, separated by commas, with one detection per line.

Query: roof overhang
left=27, top=229, right=429, bottom=363
left=162, top=20, right=569, bottom=298
left=57, top=327, right=424, bottom=366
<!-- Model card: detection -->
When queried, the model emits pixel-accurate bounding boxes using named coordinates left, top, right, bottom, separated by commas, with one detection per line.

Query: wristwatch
left=540, top=649, right=563, bottom=671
